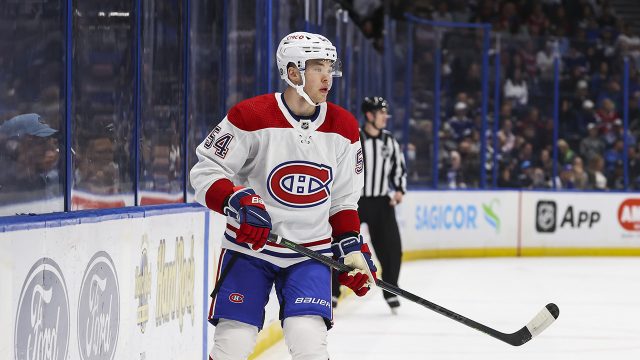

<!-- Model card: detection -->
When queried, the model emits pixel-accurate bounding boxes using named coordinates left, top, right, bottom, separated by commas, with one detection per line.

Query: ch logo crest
left=267, top=161, right=333, bottom=208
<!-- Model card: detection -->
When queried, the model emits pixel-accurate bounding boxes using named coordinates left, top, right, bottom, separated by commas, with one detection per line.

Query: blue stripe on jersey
left=224, top=233, right=332, bottom=258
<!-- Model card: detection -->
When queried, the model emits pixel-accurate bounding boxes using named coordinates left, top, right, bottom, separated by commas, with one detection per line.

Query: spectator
left=449, top=0, right=471, bottom=22
left=590, top=62, right=610, bottom=98
left=628, top=92, right=640, bottom=139
left=537, top=41, right=556, bottom=83
left=550, top=5, right=571, bottom=37
left=596, top=27, right=617, bottom=63
left=557, top=138, right=576, bottom=166
left=497, top=118, right=516, bottom=154
left=580, top=122, right=606, bottom=161
left=527, top=3, right=549, bottom=36
left=616, top=23, right=640, bottom=69
left=604, top=139, right=624, bottom=173
left=448, top=102, right=474, bottom=141
left=532, top=167, right=549, bottom=189
left=629, top=144, right=640, bottom=189
left=575, top=98, right=597, bottom=132
left=504, top=68, right=528, bottom=107
left=555, top=164, right=576, bottom=189
left=74, top=134, right=120, bottom=196
left=572, top=156, right=589, bottom=189
left=598, top=4, right=617, bottom=28
left=519, top=40, right=538, bottom=79
left=442, top=150, right=466, bottom=189
left=495, top=1, right=519, bottom=34
left=609, top=160, right=625, bottom=190
left=517, top=160, right=534, bottom=188
left=432, top=2, right=453, bottom=23
left=517, top=141, right=535, bottom=168
left=0, top=113, right=61, bottom=202
left=587, top=154, right=608, bottom=190
left=538, top=148, right=554, bottom=179
left=497, top=164, right=518, bottom=188
left=595, top=98, right=621, bottom=130
left=597, top=79, right=622, bottom=110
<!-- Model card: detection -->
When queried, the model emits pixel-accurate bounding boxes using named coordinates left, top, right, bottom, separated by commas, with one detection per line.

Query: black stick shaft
left=267, top=233, right=550, bottom=346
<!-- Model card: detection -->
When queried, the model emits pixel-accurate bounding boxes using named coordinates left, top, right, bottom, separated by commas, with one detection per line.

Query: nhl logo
left=536, top=200, right=557, bottom=233
left=301, top=121, right=310, bottom=130
left=381, top=145, right=391, bottom=158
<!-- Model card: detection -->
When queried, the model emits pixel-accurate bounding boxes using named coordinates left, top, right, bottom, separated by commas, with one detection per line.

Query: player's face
left=303, top=59, right=333, bottom=103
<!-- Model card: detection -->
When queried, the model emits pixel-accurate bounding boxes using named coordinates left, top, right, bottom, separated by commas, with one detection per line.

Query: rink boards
left=2, top=191, right=640, bottom=360
left=0, top=204, right=217, bottom=360
left=397, top=190, right=640, bottom=258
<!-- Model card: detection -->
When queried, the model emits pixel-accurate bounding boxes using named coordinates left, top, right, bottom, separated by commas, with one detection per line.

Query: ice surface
left=256, top=257, right=640, bottom=360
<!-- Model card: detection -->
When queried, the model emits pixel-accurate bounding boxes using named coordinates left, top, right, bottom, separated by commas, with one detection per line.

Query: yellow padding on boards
left=248, top=321, right=283, bottom=360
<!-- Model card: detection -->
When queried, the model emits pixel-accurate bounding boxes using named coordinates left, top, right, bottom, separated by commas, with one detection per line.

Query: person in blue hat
left=0, top=113, right=58, bottom=138
left=517, top=160, right=534, bottom=188
left=0, top=113, right=61, bottom=213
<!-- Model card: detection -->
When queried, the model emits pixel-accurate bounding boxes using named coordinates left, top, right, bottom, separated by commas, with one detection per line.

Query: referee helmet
left=361, top=96, right=388, bottom=115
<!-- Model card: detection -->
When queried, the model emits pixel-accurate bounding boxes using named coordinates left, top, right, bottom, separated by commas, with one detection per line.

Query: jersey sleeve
left=328, top=136, right=364, bottom=236
left=190, top=112, right=251, bottom=213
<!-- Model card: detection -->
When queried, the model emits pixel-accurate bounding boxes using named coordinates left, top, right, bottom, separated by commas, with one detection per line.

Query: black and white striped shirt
left=360, top=128, right=407, bottom=198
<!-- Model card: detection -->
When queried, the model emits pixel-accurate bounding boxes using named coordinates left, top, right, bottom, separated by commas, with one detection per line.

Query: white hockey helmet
left=276, top=32, right=341, bottom=106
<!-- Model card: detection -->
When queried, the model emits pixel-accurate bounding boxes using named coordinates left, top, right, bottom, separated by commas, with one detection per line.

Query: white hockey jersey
left=191, top=93, right=364, bottom=268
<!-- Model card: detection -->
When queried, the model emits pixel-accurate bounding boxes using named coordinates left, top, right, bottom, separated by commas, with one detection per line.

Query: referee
left=333, top=96, right=407, bottom=313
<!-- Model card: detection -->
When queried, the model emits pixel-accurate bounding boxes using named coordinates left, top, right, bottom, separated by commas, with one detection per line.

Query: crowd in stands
left=0, top=1, right=187, bottom=214
left=2, top=0, right=639, bottom=216
left=403, top=0, right=640, bottom=190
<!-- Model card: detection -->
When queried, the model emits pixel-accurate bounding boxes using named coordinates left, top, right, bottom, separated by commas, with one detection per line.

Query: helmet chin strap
left=285, top=71, right=322, bottom=107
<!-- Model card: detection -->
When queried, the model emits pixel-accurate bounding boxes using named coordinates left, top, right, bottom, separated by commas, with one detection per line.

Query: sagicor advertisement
left=396, top=191, right=519, bottom=251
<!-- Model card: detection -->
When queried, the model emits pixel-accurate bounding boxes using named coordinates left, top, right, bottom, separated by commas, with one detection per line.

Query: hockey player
left=191, top=32, right=378, bottom=360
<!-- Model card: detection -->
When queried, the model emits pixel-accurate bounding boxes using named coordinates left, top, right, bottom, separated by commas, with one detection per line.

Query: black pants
left=332, top=196, right=403, bottom=306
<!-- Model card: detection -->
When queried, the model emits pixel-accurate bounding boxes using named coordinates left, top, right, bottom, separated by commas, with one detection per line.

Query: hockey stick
left=267, top=232, right=559, bottom=346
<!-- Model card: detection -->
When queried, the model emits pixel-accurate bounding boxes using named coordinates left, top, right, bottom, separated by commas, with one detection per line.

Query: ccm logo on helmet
left=229, top=293, right=244, bottom=303
left=267, top=161, right=333, bottom=208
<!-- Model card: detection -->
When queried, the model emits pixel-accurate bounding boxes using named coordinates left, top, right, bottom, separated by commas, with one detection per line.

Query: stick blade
left=526, top=303, right=560, bottom=338
left=503, top=303, right=560, bottom=346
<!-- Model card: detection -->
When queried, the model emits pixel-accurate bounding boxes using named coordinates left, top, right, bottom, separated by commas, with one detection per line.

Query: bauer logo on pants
left=77, top=251, right=120, bottom=360
left=15, top=258, right=70, bottom=360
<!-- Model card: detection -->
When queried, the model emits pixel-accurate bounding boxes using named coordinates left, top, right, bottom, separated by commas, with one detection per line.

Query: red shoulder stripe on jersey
left=227, top=94, right=292, bottom=131
left=329, top=209, right=360, bottom=237
left=205, top=178, right=235, bottom=214
left=317, top=102, right=360, bottom=144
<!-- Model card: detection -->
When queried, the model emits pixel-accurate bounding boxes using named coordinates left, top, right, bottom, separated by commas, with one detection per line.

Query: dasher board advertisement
left=396, top=191, right=519, bottom=251
left=522, top=192, right=640, bottom=248
left=1, top=209, right=206, bottom=360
